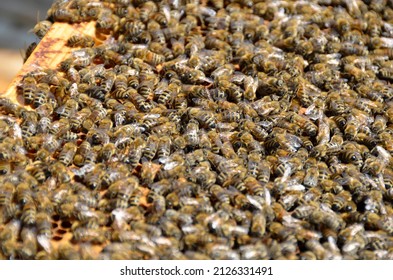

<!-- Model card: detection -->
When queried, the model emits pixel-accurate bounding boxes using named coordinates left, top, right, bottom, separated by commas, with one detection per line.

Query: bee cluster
left=2, top=0, right=393, bottom=260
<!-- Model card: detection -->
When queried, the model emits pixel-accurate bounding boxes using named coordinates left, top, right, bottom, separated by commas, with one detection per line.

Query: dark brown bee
left=24, top=42, right=37, bottom=63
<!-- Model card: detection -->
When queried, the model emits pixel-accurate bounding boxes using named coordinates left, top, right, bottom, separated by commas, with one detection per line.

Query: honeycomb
left=1, top=0, right=393, bottom=260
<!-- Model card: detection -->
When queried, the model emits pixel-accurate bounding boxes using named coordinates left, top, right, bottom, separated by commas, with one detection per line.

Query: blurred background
left=0, top=0, right=53, bottom=91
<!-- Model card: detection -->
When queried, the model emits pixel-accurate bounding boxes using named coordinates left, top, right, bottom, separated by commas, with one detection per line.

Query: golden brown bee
left=36, top=211, right=52, bottom=238
left=67, top=34, right=95, bottom=48
left=16, top=227, right=37, bottom=260
left=339, top=143, right=363, bottom=168
left=26, top=160, right=46, bottom=184
left=303, top=164, right=319, bottom=188
left=136, top=77, right=156, bottom=101
left=1, top=238, right=19, bottom=259
left=0, top=161, right=11, bottom=176
left=135, top=48, right=165, bottom=67
left=57, top=143, right=76, bottom=169
left=138, top=1, right=157, bottom=21
left=69, top=108, right=91, bottom=131
left=188, top=108, right=216, bottom=129
left=168, top=37, right=185, bottom=58
left=126, top=88, right=153, bottom=112
left=20, top=199, right=37, bottom=227
left=21, top=76, right=37, bottom=105
left=158, top=83, right=180, bottom=105
left=33, top=83, right=49, bottom=108
left=182, top=118, right=199, bottom=147
left=97, top=143, right=115, bottom=162
left=148, top=10, right=167, bottom=27
left=331, top=190, right=352, bottom=212
left=250, top=212, right=266, bottom=237
left=128, top=187, right=144, bottom=207
left=122, top=136, right=144, bottom=168
left=343, top=118, right=359, bottom=141
left=0, top=182, right=15, bottom=210
left=32, top=20, right=52, bottom=39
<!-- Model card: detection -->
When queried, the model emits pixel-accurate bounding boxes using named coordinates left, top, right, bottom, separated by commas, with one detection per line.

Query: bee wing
left=211, top=65, right=233, bottom=79
left=111, top=208, right=130, bottom=230
left=159, top=3, right=171, bottom=22
left=55, top=104, right=66, bottom=116
left=199, top=76, right=214, bottom=84
left=282, top=214, right=303, bottom=229
left=71, top=163, right=95, bottom=177
left=199, top=6, right=216, bottom=17
left=376, top=146, right=392, bottom=164
left=69, top=82, right=79, bottom=97
left=320, top=203, right=336, bottom=215
left=379, top=37, right=393, bottom=48
left=246, top=194, right=263, bottom=210
left=37, top=235, right=52, bottom=253
left=316, top=116, right=330, bottom=145
left=230, top=72, right=246, bottom=84
left=305, top=103, right=322, bottom=120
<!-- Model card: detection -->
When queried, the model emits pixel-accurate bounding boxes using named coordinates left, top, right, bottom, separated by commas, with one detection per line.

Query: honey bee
left=23, top=42, right=37, bottom=63
left=70, top=107, right=91, bottom=131
left=183, top=118, right=199, bottom=147
left=71, top=49, right=92, bottom=68
left=150, top=10, right=168, bottom=27
left=58, top=142, right=78, bottom=166
left=158, top=82, right=180, bottom=105
left=135, top=48, right=166, bottom=67
left=21, top=76, right=37, bottom=105
left=188, top=108, right=216, bottom=129
left=331, top=191, right=352, bottom=212
left=169, top=37, right=185, bottom=58
left=16, top=227, right=37, bottom=260
left=190, top=163, right=216, bottom=189
left=303, top=165, right=319, bottom=188
left=56, top=243, right=80, bottom=260
left=126, top=88, right=153, bottom=112
left=138, top=1, right=157, bottom=21
left=20, top=200, right=37, bottom=226
left=32, top=19, right=52, bottom=39
left=123, top=136, right=144, bottom=168
left=0, top=161, right=11, bottom=176
left=339, top=143, right=363, bottom=168
left=145, top=21, right=165, bottom=45
left=2, top=201, right=19, bottom=222
left=127, top=187, right=144, bottom=207
left=67, top=34, right=95, bottom=48
left=249, top=210, right=267, bottom=238
left=26, top=161, right=47, bottom=184
left=36, top=211, right=52, bottom=238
